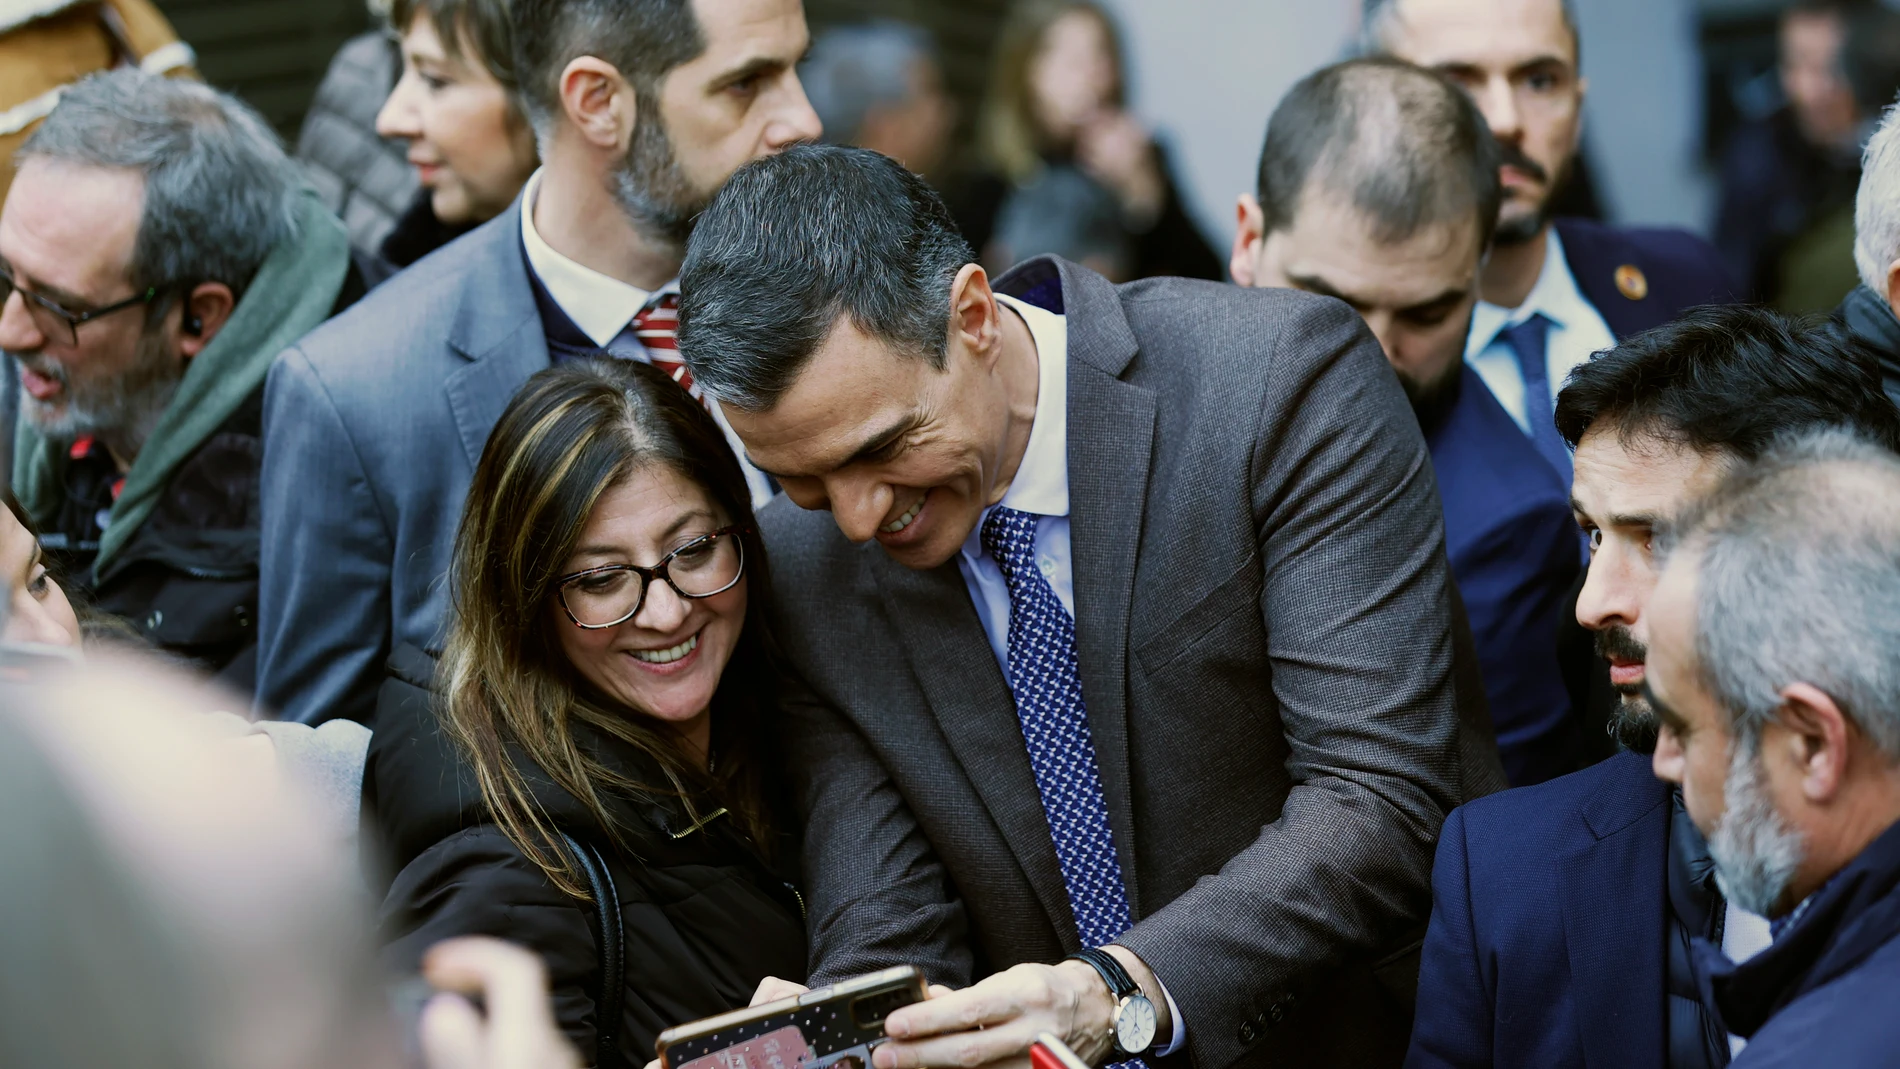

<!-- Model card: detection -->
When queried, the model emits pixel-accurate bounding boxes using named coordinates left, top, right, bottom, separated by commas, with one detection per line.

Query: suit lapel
left=443, top=197, right=551, bottom=468
left=870, top=554, right=1076, bottom=941
left=1559, top=754, right=1671, bottom=1069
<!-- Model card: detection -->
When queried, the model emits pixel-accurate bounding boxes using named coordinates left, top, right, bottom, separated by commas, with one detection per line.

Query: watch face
left=1114, top=995, right=1158, bottom=1054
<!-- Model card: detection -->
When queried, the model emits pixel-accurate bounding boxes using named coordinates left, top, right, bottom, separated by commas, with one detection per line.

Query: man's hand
left=418, top=937, right=581, bottom=1069
left=752, top=976, right=811, bottom=1006
left=873, top=961, right=1116, bottom=1069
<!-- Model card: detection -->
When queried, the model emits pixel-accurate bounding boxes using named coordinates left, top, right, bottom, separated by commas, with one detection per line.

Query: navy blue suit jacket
left=1424, top=369, right=1579, bottom=786
left=1554, top=218, right=1735, bottom=341
left=1406, top=751, right=1670, bottom=1069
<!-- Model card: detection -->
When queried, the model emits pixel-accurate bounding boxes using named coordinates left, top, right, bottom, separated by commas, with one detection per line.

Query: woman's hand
left=1076, top=110, right=1165, bottom=229
left=419, top=936, right=581, bottom=1069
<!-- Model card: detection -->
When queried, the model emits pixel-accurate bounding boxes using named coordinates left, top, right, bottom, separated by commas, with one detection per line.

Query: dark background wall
left=156, top=0, right=1013, bottom=148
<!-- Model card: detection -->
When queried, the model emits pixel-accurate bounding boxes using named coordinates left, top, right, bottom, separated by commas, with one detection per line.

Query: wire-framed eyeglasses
left=556, top=525, right=749, bottom=629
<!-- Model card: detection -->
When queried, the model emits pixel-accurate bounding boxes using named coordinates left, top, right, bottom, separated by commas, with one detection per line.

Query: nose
left=6, top=592, right=72, bottom=647
left=1651, top=724, right=1685, bottom=785
left=1576, top=545, right=1639, bottom=633
left=375, top=71, right=422, bottom=140
left=766, top=73, right=825, bottom=149
left=1475, top=74, right=1523, bottom=143
left=1361, top=311, right=1400, bottom=368
left=631, top=576, right=691, bottom=634
left=826, top=475, right=892, bottom=544
left=0, top=288, right=46, bottom=352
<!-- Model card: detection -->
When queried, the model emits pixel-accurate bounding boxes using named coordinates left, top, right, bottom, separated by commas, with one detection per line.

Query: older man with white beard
left=1646, top=430, right=1900, bottom=1066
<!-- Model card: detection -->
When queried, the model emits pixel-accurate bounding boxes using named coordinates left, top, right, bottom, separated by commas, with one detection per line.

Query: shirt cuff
left=1152, top=971, right=1186, bottom=1056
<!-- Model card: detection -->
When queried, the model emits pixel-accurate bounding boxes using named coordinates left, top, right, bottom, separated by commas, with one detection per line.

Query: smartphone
left=656, top=966, right=928, bottom=1069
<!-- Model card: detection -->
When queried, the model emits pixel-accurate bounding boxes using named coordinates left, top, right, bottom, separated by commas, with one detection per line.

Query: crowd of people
left=2, top=0, right=1900, bottom=1066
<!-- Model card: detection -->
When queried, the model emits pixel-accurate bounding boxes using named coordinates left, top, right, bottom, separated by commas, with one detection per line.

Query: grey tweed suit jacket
left=761, top=257, right=1506, bottom=1069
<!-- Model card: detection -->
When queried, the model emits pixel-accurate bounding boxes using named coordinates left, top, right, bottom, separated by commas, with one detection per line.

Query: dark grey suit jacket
left=762, top=258, right=1506, bottom=1069
left=257, top=197, right=550, bottom=723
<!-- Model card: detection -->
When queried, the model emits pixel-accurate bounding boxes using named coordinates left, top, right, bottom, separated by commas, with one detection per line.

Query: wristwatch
left=1065, top=947, right=1159, bottom=1058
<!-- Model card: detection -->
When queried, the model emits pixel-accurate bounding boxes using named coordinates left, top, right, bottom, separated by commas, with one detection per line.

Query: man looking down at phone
left=676, top=145, right=1504, bottom=1068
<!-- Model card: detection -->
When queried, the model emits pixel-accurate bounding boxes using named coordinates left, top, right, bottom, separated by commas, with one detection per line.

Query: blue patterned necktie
left=981, top=506, right=1134, bottom=950
left=1501, top=313, right=1574, bottom=484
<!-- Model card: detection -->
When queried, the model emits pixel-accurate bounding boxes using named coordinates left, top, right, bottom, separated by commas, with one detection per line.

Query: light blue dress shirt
left=953, top=292, right=1184, bottom=1055
left=1465, top=227, right=1617, bottom=438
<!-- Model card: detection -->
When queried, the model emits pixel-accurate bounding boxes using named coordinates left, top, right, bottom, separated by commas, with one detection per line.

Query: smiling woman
left=369, top=358, right=806, bottom=1066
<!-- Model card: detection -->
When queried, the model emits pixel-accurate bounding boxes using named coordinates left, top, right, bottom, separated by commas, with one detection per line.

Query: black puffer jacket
left=366, top=646, right=808, bottom=1066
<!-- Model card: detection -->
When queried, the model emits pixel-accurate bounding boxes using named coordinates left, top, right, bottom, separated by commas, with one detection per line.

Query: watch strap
left=1066, top=946, right=1139, bottom=1001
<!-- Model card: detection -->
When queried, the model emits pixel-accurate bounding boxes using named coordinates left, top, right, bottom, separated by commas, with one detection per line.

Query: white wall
left=1100, top=0, right=1714, bottom=254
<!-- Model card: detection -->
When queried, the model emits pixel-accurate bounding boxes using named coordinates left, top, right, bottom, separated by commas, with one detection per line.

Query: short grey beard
left=610, top=97, right=711, bottom=251
left=13, top=328, right=182, bottom=457
left=1709, top=739, right=1807, bottom=917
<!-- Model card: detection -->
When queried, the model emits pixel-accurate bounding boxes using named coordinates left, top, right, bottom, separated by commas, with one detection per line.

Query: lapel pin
left=1614, top=264, right=1649, bottom=301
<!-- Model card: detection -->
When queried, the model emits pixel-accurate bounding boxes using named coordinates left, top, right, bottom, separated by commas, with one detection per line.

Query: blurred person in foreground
left=1407, top=306, right=1900, bottom=1069
left=1647, top=430, right=1900, bottom=1066
left=679, top=143, right=1503, bottom=1068
left=257, top=0, right=821, bottom=726
left=371, top=359, right=804, bottom=1066
left=371, top=0, right=538, bottom=280
left=950, top=0, right=1220, bottom=281
left=1368, top=0, right=1734, bottom=496
left=0, top=649, right=578, bottom=1069
left=1715, top=0, right=1900, bottom=312
left=1233, top=58, right=1578, bottom=787
left=1837, top=93, right=1900, bottom=408
left=0, top=70, right=363, bottom=688
left=803, top=21, right=955, bottom=179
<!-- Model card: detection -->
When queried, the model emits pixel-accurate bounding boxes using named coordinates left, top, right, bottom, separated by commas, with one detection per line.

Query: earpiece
left=184, top=315, right=202, bottom=336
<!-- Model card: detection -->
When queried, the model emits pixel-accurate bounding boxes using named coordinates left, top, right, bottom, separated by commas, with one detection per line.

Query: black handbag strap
left=561, top=833, right=625, bottom=1069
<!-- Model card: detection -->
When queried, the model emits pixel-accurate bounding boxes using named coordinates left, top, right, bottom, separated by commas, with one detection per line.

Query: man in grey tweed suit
left=677, top=146, right=1505, bottom=1069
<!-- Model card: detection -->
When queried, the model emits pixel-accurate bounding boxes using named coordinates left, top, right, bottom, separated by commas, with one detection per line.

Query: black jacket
left=1833, top=285, right=1900, bottom=410
left=367, top=645, right=808, bottom=1066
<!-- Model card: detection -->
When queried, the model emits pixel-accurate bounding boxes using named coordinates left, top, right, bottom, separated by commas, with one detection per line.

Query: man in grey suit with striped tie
left=677, top=145, right=1506, bottom=1069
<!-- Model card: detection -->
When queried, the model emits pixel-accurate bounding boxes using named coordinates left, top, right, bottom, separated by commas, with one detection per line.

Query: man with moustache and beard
left=0, top=72, right=362, bottom=680
left=1231, top=58, right=1573, bottom=787
left=1647, top=430, right=1900, bottom=1066
left=256, top=0, right=822, bottom=725
left=1366, top=0, right=1734, bottom=503
left=1408, top=305, right=1900, bottom=1069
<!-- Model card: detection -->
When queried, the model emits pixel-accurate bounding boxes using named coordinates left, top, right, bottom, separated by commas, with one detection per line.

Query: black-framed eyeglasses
left=556, top=524, right=750, bottom=629
left=0, top=263, right=158, bottom=347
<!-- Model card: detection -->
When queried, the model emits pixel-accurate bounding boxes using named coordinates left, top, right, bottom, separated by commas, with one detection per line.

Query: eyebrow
left=0, top=259, right=92, bottom=310
left=710, top=53, right=791, bottom=91
left=1433, top=54, right=1572, bottom=80
left=1569, top=499, right=1662, bottom=529
left=569, top=508, right=718, bottom=560
left=751, top=415, right=916, bottom=481
left=1287, top=273, right=1468, bottom=317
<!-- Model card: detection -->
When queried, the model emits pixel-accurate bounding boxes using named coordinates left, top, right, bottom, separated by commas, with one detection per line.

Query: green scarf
left=13, top=189, right=351, bottom=578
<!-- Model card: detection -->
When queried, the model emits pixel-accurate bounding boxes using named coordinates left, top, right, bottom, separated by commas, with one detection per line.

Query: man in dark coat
left=677, top=145, right=1505, bottom=1069
left=1835, top=93, right=1900, bottom=409
left=1406, top=308, right=1900, bottom=1069
left=1646, top=430, right=1900, bottom=1067
left=1230, top=58, right=1578, bottom=787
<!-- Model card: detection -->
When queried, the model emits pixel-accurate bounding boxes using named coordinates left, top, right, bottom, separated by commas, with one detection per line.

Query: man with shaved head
left=1233, top=57, right=1579, bottom=786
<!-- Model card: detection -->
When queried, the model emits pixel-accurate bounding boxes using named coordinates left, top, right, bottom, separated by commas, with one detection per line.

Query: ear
left=558, top=56, right=637, bottom=153
left=1884, top=258, right=1900, bottom=321
left=1231, top=193, right=1266, bottom=287
left=947, top=263, right=1001, bottom=367
left=177, top=282, right=236, bottom=360
left=1775, top=681, right=1853, bottom=804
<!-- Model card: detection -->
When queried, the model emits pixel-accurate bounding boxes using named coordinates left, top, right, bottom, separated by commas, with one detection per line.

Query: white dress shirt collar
left=990, top=292, right=1070, bottom=518
left=1465, top=225, right=1591, bottom=359
left=518, top=169, right=679, bottom=347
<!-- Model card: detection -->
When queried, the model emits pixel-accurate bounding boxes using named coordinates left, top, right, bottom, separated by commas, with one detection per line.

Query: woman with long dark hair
left=370, top=359, right=806, bottom=1067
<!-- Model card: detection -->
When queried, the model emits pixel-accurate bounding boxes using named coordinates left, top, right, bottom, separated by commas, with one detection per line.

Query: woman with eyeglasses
left=370, top=359, right=805, bottom=1068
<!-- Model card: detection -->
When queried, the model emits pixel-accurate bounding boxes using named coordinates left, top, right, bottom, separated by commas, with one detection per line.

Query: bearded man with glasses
left=0, top=70, right=363, bottom=679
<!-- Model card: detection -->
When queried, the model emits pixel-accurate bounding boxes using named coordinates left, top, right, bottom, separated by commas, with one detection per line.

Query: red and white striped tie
left=629, top=293, right=694, bottom=395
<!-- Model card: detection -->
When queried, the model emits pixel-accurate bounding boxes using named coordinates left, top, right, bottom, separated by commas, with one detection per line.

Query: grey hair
left=1664, top=429, right=1900, bottom=759
left=1256, top=57, right=1502, bottom=252
left=1855, top=101, right=1900, bottom=294
left=803, top=22, right=936, bottom=147
left=19, top=69, right=301, bottom=306
left=1361, top=0, right=1581, bottom=61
